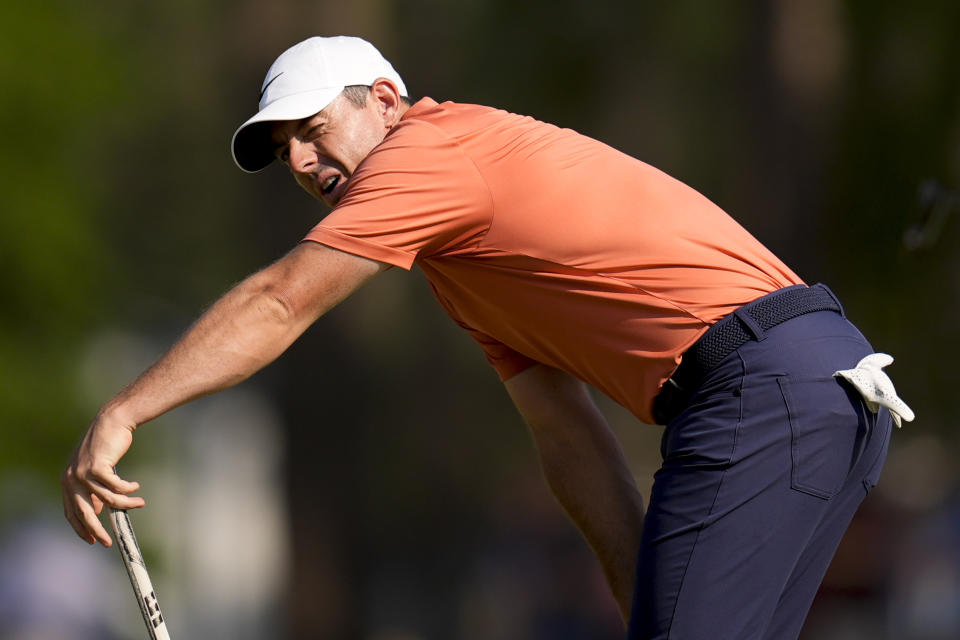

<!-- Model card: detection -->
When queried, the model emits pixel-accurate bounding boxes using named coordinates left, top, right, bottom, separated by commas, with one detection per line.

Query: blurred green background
left=2, top=1, right=958, bottom=638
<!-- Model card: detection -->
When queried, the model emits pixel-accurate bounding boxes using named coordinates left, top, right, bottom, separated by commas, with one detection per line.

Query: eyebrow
left=271, top=113, right=327, bottom=152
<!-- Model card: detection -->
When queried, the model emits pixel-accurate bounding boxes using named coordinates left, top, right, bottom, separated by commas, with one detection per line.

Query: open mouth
left=321, top=175, right=340, bottom=196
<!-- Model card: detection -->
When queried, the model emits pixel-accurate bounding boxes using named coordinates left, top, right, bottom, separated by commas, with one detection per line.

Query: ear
left=369, top=78, right=406, bottom=129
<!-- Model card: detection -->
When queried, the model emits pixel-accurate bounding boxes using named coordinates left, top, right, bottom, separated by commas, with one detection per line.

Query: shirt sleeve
left=302, top=119, right=493, bottom=270
left=429, top=283, right=538, bottom=381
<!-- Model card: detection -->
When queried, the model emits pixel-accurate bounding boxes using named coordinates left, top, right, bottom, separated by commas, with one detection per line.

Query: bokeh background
left=2, top=1, right=959, bottom=638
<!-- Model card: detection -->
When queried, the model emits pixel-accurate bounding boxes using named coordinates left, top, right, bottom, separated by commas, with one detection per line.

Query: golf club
left=108, top=474, right=171, bottom=640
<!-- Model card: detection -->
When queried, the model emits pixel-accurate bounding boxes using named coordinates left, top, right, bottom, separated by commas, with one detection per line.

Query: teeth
left=321, top=176, right=339, bottom=193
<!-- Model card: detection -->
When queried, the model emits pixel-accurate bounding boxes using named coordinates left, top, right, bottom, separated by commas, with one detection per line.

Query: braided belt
left=652, top=284, right=842, bottom=425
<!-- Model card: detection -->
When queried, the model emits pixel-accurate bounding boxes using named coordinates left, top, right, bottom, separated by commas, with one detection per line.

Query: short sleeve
left=429, top=283, right=538, bottom=381
left=302, top=119, right=493, bottom=270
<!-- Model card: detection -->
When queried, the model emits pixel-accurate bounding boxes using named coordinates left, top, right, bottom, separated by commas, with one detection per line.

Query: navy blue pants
left=627, top=295, right=893, bottom=639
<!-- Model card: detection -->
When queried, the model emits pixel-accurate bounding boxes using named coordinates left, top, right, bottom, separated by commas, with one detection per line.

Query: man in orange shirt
left=63, top=37, right=912, bottom=639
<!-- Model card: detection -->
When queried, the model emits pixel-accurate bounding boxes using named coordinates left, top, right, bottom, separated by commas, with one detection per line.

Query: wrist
left=97, top=400, right=139, bottom=433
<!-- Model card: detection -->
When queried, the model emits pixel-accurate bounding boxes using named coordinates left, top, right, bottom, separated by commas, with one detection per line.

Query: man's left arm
left=504, top=364, right=645, bottom=625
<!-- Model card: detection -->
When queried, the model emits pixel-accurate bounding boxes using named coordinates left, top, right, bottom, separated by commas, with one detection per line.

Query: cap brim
left=231, top=87, right=343, bottom=173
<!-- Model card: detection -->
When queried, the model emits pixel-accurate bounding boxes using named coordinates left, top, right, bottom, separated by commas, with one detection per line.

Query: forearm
left=506, top=365, right=645, bottom=624
left=63, top=243, right=383, bottom=547
left=102, top=243, right=373, bottom=427
left=103, top=274, right=306, bottom=427
left=530, top=404, right=645, bottom=623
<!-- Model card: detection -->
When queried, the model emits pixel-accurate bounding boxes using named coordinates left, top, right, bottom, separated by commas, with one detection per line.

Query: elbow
left=252, top=288, right=299, bottom=327
left=232, top=263, right=322, bottom=338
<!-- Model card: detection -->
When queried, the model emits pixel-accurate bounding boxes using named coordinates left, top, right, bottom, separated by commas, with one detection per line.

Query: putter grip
left=109, top=507, right=172, bottom=640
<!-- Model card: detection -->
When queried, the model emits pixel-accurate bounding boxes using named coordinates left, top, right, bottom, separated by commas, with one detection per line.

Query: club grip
left=109, top=505, right=172, bottom=639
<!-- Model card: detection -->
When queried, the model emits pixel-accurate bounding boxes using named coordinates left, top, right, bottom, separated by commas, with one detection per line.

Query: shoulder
left=386, top=98, right=518, bottom=144
left=355, top=99, right=500, bottom=176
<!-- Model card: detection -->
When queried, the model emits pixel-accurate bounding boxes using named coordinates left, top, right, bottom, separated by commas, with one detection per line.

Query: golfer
left=63, top=36, right=912, bottom=639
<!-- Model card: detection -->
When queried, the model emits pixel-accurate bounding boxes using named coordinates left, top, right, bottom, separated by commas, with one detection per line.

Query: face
left=270, top=91, right=391, bottom=207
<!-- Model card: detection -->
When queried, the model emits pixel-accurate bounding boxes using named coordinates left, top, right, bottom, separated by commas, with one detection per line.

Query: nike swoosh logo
left=259, top=72, right=284, bottom=101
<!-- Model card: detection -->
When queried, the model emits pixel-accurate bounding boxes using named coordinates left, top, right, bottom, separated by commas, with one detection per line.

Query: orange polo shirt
left=303, top=98, right=802, bottom=423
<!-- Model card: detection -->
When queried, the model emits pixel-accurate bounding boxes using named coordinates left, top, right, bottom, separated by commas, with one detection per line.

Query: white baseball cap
left=231, top=36, right=408, bottom=173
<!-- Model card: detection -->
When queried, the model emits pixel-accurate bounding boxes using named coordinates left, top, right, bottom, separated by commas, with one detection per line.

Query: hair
left=341, top=84, right=412, bottom=108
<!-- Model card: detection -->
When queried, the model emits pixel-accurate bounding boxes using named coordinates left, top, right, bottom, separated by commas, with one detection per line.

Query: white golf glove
left=834, top=353, right=915, bottom=428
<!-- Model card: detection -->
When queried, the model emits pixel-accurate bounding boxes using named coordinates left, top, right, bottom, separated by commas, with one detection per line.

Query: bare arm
left=62, top=242, right=384, bottom=546
left=505, top=364, right=645, bottom=625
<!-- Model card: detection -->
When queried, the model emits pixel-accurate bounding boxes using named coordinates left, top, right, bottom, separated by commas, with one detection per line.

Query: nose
left=287, top=138, right=316, bottom=173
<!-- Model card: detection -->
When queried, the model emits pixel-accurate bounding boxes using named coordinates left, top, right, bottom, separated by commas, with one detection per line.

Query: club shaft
left=109, top=508, right=172, bottom=640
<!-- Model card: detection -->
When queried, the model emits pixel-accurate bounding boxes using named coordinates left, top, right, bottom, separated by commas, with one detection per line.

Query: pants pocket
left=659, top=383, right=743, bottom=470
left=862, top=409, right=892, bottom=493
left=777, top=376, right=871, bottom=500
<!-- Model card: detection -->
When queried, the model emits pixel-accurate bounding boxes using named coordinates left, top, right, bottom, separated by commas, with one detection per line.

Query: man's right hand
left=61, top=413, right=145, bottom=547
